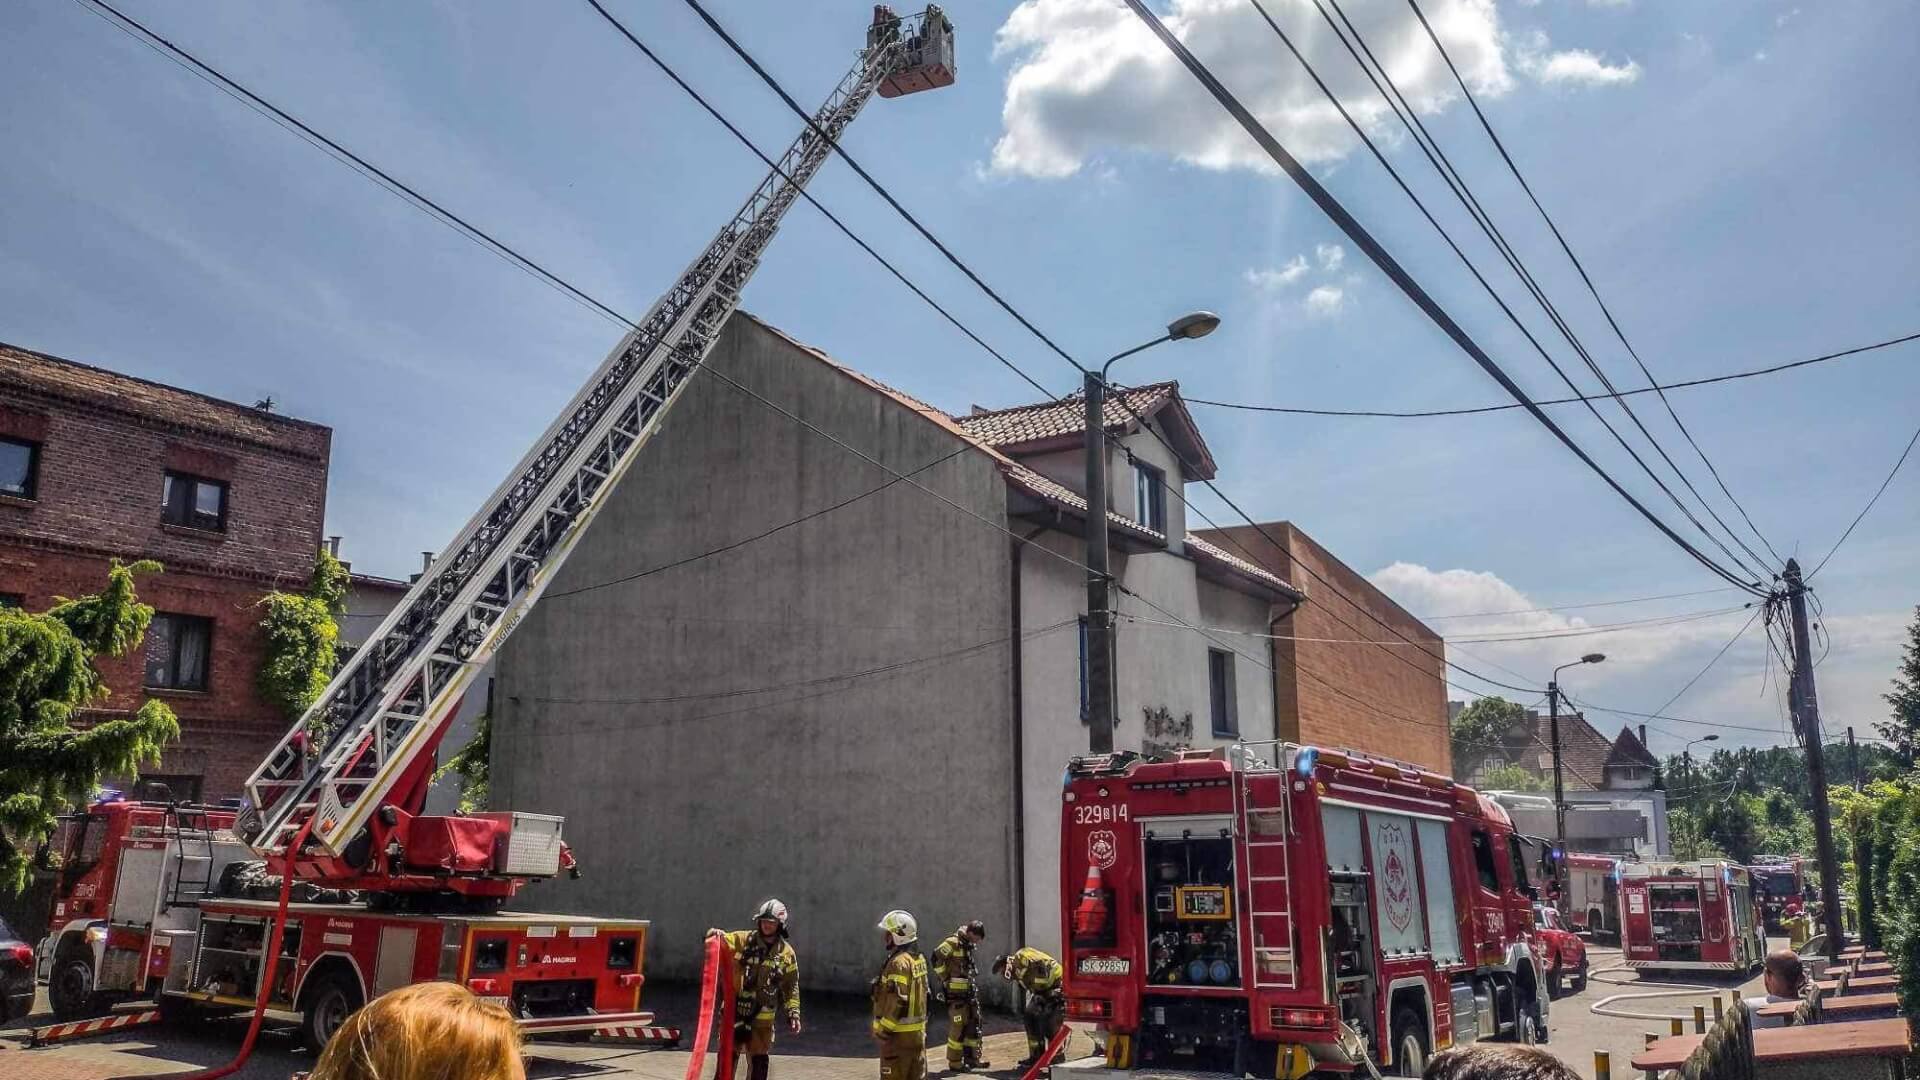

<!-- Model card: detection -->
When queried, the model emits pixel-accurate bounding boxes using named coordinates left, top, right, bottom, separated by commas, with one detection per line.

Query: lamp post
left=1548, top=653, right=1606, bottom=858
left=1085, top=311, right=1220, bottom=753
left=1681, top=734, right=1720, bottom=859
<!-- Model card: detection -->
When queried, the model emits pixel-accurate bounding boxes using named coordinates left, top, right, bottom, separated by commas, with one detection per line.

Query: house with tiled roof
left=491, top=310, right=1429, bottom=994
left=1455, top=703, right=1672, bottom=856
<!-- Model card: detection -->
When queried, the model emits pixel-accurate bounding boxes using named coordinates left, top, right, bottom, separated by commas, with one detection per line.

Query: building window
left=1133, top=462, right=1165, bottom=533
left=145, top=613, right=212, bottom=690
left=136, top=774, right=203, bottom=803
left=0, top=437, right=40, bottom=499
left=1207, top=648, right=1238, bottom=736
left=162, top=471, right=227, bottom=532
left=0, top=593, right=22, bottom=609
left=1077, top=616, right=1090, bottom=724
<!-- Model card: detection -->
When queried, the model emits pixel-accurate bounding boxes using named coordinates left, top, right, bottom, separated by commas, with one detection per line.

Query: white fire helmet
left=878, top=909, right=918, bottom=947
left=754, top=898, right=790, bottom=933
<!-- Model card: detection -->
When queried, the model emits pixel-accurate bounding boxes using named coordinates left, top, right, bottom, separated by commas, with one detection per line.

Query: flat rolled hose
left=686, top=934, right=736, bottom=1080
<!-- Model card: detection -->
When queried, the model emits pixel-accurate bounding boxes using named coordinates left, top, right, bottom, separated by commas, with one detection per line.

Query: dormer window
left=1133, top=461, right=1166, bottom=533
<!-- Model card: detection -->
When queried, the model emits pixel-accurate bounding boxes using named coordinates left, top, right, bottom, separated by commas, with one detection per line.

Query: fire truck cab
left=1748, top=857, right=1811, bottom=934
left=1062, top=744, right=1549, bottom=1078
left=37, top=797, right=652, bottom=1050
left=1620, top=860, right=1764, bottom=974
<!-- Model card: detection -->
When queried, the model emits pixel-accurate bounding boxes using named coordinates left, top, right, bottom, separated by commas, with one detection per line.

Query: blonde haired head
left=308, top=981, right=524, bottom=1080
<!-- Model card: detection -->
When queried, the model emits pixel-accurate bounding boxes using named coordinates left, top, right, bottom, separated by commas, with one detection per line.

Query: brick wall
left=0, top=350, right=331, bottom=799
left=1194, top=522, right=1451, bottom=773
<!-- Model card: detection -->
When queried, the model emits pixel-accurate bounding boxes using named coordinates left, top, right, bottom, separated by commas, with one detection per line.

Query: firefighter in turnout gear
left=872, top=910, right=930, bottom=1080
left=994, top=948, right=1065, bottom=1071
left=708, top=899, right=802, bottom=1080
left=930, top=920, right=989, bottom=1070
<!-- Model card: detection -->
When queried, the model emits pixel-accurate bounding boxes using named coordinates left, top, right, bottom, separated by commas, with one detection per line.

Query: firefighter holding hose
left=873, top=910, right=930, bottom=1080
left=930, top=920, right=989, bottom=1071
left=708, top=899, right=802, bottom=1080
left=994, top=947, right=1065, bottom=1072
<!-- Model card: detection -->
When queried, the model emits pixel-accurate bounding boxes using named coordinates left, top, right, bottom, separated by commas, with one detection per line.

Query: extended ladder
left=241, top=7, right=955, bottom=860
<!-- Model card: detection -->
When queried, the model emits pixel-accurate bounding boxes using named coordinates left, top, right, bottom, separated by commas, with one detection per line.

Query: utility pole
left=1785, top=559, right=1845, bottom=956
left=1083, top=370, right=1115, bottom=754
left=1848, top=726, right=1861, bottom=790
left=1548, top=681, right=1567, bottom=853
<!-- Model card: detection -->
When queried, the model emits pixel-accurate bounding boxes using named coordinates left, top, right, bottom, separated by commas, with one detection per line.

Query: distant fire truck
left=34, top=4, right=956, bottom=1057
left=1748, top=857, right=1810, bottom=933
left=1620, top=860, right=1764, bottom=974
left=1061, top=744, right=1550, bottom=1078
left=1563, top=853, right=1625, bottom=939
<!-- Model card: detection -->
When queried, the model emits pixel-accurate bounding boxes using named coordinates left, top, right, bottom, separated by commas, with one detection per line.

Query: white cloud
left=1754, top=50, right=1770, bottom=62
left=1244, top=255, right=1309, bottom=289
left=1304, top=285, right=1347, bottom=315
left=1776, top=7, right=1801, bottom=28
left=1315, top=242, right=1346, bottom=272
left=1524, top=48, right=1642, bottom=87
left=989, top=0, right=1520, bottom=177
left=1587, top=0, right=1633, bottom=7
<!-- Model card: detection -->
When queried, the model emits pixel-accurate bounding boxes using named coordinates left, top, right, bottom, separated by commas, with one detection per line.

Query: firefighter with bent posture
left=930, top=920, right=989, bottom=1071
left=994, top=947, right=1065, bottom=1072
left=872, top=910, right=930, bottom=1080
left=708, top=899, right=802, bottom=1080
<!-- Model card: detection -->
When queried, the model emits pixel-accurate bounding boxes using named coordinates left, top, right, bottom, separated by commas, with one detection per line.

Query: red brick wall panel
left=0, top=348, right=331, bottom=798
left=1195, top=522, right=1451, bottom=773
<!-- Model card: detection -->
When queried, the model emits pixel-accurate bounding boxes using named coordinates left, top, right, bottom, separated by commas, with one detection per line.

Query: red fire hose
left=684, top=933, right=738, bottom=1080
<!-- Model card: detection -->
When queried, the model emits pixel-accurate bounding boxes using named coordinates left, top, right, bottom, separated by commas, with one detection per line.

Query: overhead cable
left=1809, top=421, right=1920, bottom=578
left=1117, top=0, right=1766, bottom=596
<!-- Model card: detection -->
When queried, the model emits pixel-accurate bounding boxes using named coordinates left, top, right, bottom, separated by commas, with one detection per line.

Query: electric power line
left=1241, top=0, right=1773, bottom=585
left=1648, top=606, right=1763, bottom=718
left=1185, top=331, right=1920, bottom=418
left=1402, top=0, right=1785, bottom=571
left=1117, top=0, right=1767, bottom=596
left=1809, top=421, right=1920, bottom=578
left=1419, top=586, right=1742, bottom=621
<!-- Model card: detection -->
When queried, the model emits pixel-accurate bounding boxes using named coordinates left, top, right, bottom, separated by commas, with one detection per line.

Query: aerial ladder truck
left=34, top=5, right=955, bottom=1053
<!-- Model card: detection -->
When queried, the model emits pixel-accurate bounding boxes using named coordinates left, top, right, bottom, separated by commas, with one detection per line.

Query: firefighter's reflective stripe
left=875, top=1016, right=928, bottom=1034
left=871, top=948, right=928, bottom=1039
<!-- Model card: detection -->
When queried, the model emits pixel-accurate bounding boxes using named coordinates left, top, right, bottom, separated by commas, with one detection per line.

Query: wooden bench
left=1632, top=1017, right=1912, bottom=1080
left=1815, top=974, right=1897, bottom=996
left=1755, top=992, right=1902, bottom=1024
left=1853, top=961, right=1894, bottom=977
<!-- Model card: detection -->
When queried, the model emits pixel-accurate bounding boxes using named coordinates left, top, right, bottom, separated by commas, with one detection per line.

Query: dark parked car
left=0, top=916, right=36, bottom=1023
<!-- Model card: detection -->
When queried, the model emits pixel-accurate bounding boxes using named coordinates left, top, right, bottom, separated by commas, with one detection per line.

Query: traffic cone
left=1072, top=863, right=1112, bottom=946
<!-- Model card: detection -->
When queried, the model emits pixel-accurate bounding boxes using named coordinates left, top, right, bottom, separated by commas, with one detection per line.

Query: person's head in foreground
left=1763, top=949, right=1807, bottom=999
left=1422, top=1044, right=1580, bottom=1080
left=309, top=981, right=524, bottom=1080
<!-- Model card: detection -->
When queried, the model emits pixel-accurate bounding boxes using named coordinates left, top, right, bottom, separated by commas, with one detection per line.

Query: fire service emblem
left=1377, top=822, right=1415, bottom=933
left=1088, top=829, right=1117, bottom=870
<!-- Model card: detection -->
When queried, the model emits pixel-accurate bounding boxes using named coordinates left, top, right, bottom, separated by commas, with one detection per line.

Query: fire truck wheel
left=1388, top=1008, right=1428, bottom=1077
left=298, top=970, right=364, bottom=1054
left=1516, top=993, right=1545, bottom=1046
left=49, top=956, right=107, bottom=1022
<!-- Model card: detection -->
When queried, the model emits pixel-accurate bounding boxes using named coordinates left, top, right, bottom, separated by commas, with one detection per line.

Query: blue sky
left=2, top=0, right=1914, bottom=757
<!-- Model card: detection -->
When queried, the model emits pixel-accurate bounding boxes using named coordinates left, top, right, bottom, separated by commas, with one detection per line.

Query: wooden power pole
left=1785, top=559, right=1845, bottom=957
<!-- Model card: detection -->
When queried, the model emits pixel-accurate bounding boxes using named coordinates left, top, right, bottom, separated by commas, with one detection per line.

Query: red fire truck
left=1564, top=853, right=1625, bottom=939
left=32, top=5, right=958, bottom=1056
left=1620, top=860, right=1765, bottom=974
left=1061, top=744, right=1550, bottom=1078
left=1747, top=857, right=1810, bottom=933
left=38, top=796, right=651, bottom=1050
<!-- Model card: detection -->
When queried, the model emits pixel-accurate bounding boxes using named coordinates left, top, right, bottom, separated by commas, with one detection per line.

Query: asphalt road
left=0, top=948, right=1778, bottom=1080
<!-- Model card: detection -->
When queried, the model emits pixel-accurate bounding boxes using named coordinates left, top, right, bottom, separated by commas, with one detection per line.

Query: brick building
left=0, top=342, right=331, bottom=799
left=1195, top=521, right=1450, bottom=773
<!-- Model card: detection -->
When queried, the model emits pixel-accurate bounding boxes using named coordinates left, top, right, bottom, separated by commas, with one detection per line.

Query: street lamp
left=1084, top=311, right=1221, bottom=753
left=1548, top=653, right=1606, bottom=860
left=1681, top=734, right=1720, bottom=859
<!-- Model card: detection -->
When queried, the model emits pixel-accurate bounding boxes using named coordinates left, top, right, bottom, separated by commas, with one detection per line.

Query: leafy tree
left=1475, top=761, right=1547, bottom=793
left=436, top=712, right=490, bottom=813
left=1881, top=605, right=1920, bottom=768
left=0, top=561, right=180, bottom=892
left=1451, top=696, right=1528, bottom=775
left=257, top=549, right=349, bottom=723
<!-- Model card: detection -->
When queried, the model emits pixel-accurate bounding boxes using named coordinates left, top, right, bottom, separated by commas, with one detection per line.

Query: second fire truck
left=1061, top=743, right=1551, bottom=1078
left=1619, top=860, right=1765, bottom=974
